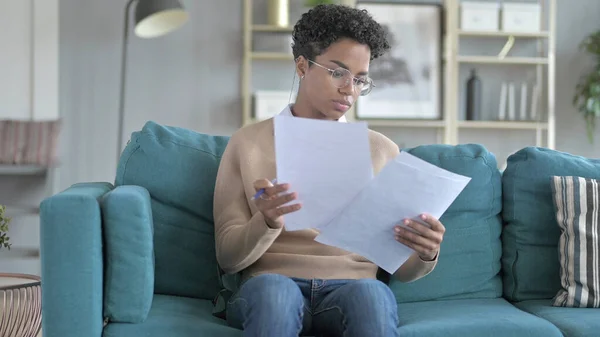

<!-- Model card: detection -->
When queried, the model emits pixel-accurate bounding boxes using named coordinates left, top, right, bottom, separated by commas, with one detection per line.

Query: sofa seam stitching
left=142, top=132, right=225, bottom=160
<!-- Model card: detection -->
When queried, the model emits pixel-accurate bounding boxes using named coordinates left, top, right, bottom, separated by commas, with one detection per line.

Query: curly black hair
left=291, top=4, right=390, bottom=62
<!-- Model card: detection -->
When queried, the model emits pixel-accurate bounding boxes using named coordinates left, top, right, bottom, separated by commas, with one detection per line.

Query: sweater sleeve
left=213, top=135, right=282, bottom=275
left=393, top=251, right=438, bottom=283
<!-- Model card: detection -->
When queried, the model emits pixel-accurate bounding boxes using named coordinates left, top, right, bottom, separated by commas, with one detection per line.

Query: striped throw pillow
left=551, top=176, right=600, bottom=308
left=0, top=119, right=61, bottom=166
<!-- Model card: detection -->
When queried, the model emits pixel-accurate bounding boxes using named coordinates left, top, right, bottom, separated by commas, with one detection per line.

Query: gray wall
left=57, top=0, right=243, bottom=188
left=553, top=0, right=600, bottom=157
left=57, top=0, right=600, bottom=190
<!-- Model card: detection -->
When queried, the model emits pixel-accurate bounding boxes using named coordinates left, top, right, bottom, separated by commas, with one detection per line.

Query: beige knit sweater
left=213, top=118, right=438, bottom=282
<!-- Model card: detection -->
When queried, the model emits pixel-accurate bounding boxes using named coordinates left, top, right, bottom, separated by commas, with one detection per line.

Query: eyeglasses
left=308, top=60, right=375, bottom=96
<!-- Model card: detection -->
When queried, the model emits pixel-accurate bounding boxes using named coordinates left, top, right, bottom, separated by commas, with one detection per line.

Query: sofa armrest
left=40, top=182, right=114, bottom=337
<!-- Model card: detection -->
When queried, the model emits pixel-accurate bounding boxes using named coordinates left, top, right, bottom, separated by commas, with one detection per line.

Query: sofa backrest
left=115, top=121, right=230, bottom=301
left=501, top=146, right=600, bottom=302
left=389, top=144, right=504, bottom=303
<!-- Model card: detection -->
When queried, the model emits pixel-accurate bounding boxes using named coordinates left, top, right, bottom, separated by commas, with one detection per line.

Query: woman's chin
left=322, top=109, right=346, bottom=121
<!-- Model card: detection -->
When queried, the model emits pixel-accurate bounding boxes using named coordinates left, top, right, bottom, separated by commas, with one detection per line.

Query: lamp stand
left=117, top=0, right=137, bottom=164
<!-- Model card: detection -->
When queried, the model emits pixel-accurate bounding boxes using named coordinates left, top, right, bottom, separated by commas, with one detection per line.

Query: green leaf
left=0, top=204, right=11, bottom=250
left=594, top=100, right=600, bottom=116
left=586, top=97, right=596, bottom=112
left=591, top=83, right=600, bottom=96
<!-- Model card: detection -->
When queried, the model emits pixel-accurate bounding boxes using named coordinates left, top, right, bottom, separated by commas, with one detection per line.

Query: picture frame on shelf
left=253, top=90, right=297, bottom=121
left=355, top=2, right=443, bottom=120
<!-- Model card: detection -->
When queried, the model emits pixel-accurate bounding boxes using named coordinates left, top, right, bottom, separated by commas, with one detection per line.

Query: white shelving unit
left=445, top=0, right=556, bottom=149
left=241, top=0, right=556, bottom=151
left=0, top=0, right=60, bottom=277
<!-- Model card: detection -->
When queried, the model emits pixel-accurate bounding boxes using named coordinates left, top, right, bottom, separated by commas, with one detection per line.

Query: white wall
left=0, top=0, right=59, bottom=275
left=58, top=0, right=243, bottom=188
left=0, top=0, right=59, bottom=121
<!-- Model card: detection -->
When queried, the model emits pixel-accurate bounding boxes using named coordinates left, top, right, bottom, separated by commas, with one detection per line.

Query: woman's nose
left=339, top=80, right=356, bottom=96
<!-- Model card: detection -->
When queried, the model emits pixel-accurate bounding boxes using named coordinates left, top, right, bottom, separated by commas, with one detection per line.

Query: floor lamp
left=117, top=0, right=189, bottom=162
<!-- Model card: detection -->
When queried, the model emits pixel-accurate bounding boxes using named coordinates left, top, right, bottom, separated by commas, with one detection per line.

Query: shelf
left=458, top=121, right=548, bottom=130
left=0, top=247, right=40, bottom=259
left=252, top=25, right=293, bottom=32
left=457, top=56, right=548, bottom=65
left=458, top=30, right=549, bottom=38
left=251, top=52, right=294, bottom=60
left=361, top=119, right=446, bottom=128
left=0, top=165, right=47, bottom=175
left=3, top=205, right=40, bottom=216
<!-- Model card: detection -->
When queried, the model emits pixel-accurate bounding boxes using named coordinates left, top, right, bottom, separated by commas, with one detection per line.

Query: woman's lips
left=332, top=100, right=351, bottom=112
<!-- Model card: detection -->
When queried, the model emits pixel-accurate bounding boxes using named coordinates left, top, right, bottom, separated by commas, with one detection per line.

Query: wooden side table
left=0, top=273, right=42, bottom=337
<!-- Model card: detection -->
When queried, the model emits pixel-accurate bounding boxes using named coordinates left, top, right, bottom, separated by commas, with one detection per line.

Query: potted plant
left=573, top=30, right=600, bottom=143
left=0, top=205, right=12, bottom=250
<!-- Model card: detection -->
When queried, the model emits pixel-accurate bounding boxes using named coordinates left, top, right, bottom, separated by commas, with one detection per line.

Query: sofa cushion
left=389, top=144, right=503, bottom=303
left=397, top=298, right=562, bottom=337
left=514, top=299, right=600, bottom=337
left=103, top=295, right=241, bottom=337
left=102, top=296, right=565, bottom=337
left=115, top=121, right=230, bottom=300
left=100, top=185, right=154, bottom=323
left=502, top=147, right=600, bottom=302
left=551, top=176, right=600, bottom=308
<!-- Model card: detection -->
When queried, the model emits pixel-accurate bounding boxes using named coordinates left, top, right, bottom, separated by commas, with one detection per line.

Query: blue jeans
left=226, top=273, right=400, bottom=337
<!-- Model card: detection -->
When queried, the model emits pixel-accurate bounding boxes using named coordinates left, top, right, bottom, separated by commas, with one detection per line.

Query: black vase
left=466, top=69, right=482, bottom=121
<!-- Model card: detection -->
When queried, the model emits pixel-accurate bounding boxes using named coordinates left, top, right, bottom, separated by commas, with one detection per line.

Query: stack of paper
left=315, top=152, right=471, bottom=274
left=274, top=115, right=373, bottom=231
left=273, top=115, right=471, bottom=274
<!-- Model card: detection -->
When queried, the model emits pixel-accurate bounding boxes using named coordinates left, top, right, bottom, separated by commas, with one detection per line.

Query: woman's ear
left=295, top=56, right=307, bottom=79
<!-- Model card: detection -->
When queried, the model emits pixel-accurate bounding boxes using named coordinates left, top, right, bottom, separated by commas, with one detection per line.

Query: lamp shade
left=134, top=0, right=188, bottom=38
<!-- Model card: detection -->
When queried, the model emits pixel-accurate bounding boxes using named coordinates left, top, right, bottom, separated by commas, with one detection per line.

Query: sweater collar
left=279, top=104, right=347, bottom=123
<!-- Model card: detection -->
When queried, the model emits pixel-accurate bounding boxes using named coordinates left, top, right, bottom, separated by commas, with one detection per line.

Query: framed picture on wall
left=355, top=2, right=443, bottom=120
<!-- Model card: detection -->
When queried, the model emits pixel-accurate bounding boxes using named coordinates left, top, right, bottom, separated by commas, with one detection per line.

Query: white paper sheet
left=273, top=115, right=374, bottom=231
left=315, top=152, right=471, bottom=274
left=394, top=152, right=472, bottom=185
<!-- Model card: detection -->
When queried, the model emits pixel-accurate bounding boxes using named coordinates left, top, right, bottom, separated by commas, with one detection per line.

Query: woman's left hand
left=394, top=213, right=445, bottom=261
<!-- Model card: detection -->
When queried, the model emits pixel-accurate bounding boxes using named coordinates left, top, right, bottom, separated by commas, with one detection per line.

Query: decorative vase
left=466, top=69, right=482, bottom=121
left=267, top=0, right=289, bottom=27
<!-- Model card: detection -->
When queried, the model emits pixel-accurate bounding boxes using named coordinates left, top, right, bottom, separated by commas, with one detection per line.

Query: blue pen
left=251, top=179, right=277, bottom=200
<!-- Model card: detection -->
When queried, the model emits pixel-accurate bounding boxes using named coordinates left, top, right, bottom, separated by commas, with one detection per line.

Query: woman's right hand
left=253, top=179, right=302, bottom=229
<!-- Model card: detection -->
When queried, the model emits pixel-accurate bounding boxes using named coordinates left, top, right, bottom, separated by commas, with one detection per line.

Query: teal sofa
left=39, top=121, right=599, bottom=337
